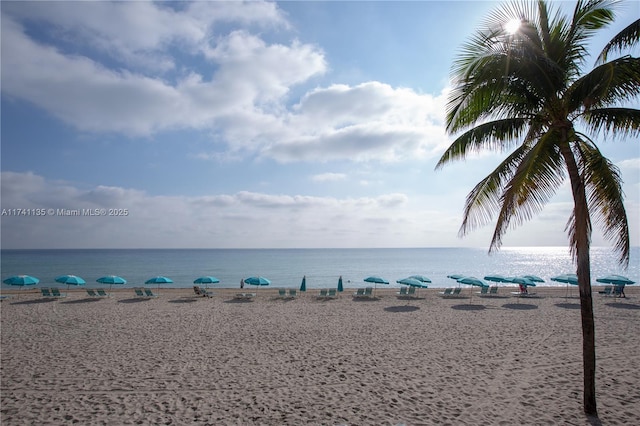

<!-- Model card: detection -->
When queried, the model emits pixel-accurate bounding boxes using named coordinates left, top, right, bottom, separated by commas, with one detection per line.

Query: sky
left=1, top=0, right=639, bottom=250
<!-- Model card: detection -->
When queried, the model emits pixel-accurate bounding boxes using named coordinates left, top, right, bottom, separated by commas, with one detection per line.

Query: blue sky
left=1, top=0, right=638, bottom=249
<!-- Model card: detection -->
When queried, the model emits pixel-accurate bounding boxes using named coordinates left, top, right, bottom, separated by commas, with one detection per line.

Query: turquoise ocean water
left=1, top=247, right=638, bottom=290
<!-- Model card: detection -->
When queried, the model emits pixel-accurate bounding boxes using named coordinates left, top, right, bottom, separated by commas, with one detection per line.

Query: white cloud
left=1, top=3, right=449, bottom=164
left=311, top=173, right=347, bottom=183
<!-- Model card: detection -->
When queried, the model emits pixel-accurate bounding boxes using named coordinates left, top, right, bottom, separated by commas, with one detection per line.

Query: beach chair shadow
left=604, top=302, right=640, bottom=310
left=451, top=304, right=486, bottom=311
left=384, top=305, right=420, bottom=313
left=502, top=303, right=538, bottom=310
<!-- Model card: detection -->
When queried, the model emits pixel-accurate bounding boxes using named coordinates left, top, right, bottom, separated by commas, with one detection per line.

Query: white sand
left=1, top=286, right=639, bottom=425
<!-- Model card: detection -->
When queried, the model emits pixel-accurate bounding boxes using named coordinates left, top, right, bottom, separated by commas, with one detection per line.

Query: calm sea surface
left=1, top=247, right=638, bottom=289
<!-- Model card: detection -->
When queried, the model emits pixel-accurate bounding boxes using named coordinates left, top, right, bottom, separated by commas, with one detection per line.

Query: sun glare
left=505, top=19, right=521, bottom=35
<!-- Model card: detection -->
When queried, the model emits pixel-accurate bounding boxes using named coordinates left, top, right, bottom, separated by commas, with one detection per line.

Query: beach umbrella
left=337, top=276, right=343, bottom=292
left=397, top=277, right=428, bottom=297
left=484, top=274, right=513, bottom=283
left=551, top=273, right=578, bottom=299
left=457, top=276, right=489, bottom=300
left=595, top=275, right=635, bottom=285
left=145, top=276, right=173, bottom=291
left=3, top=275, right=40, bottom=287
left=522, top=275, right=545, bottom=283
left=300, top=275, right=307, bottom=292
left=193, top=276, right=220, bottom=289
left=457, top=276, right=489, bottom=287
left=364, top=276, right=389, bottom=296
left=97, top=275, right=127, bottom=292
left=408, top=275, right=432, bottom=283
left=447, top=274, right=466, bottom=280
left=550, top=274, right=578, bottom=284
left=55, top=274, right=86, bottom=291
left=511, top=277, right=536, bottom=287
left=244, top=276, right=271, bottom=287
left=397, top=277, right=428, bottom=288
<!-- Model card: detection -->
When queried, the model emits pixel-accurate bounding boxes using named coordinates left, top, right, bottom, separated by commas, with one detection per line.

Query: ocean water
left=1, top=247, right=638, bottom=290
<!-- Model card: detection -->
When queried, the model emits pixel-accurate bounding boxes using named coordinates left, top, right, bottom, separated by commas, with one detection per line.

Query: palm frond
left=489, top=130, right=567, bottom=250
left=582, top=108, right=640, bottom=139
left=436, top=119, right=529, bottom=169
left=597, top=18, right=640, bottom=63
left=458, top=146, right=529, bottom=237
left=568, top=56, right=640, bottom=112
left=576, top=138, right=630, bottom=265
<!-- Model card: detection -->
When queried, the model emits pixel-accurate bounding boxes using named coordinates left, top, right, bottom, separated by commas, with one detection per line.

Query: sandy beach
left=1, top=286, right=639, bottom=425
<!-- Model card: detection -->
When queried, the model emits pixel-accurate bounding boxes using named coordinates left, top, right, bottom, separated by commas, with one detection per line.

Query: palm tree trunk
left=561, top=142, right=598, bottom=416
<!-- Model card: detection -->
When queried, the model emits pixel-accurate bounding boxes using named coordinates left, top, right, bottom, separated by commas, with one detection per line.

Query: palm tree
left=436, top=0, right=639, bottom=416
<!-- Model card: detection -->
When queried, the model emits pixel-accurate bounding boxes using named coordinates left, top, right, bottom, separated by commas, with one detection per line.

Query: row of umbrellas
left=4, top=273, right=634, bottom=291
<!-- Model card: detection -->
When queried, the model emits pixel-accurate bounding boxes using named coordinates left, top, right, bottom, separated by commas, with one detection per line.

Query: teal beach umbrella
left=194, top=276, right=220, bottom=289
left=408, top=275, right=432, bottom=283
left=300, top=276, right=307, bottom=292
left=364, top=276, right=388, bottom=296
left=145, top=276, right=173, bottom=291
left=3, top=275, right=40, bottom=287
left=55, top=274, right=86, bottom=291
left=244, top=276, right=271, bottom=286
left=337, top=276, right=343, bottom=292
left=97, top=275, right=127, bottom=292
left=596, top=275, right=635, bottom=285
left=484, top=274, right=513, bottom=283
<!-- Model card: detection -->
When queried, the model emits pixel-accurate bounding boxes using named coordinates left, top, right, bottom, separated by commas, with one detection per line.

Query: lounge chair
left=278, top=288, right=287, bottom=298
left=144, top=288, right=158, bottom=298
left=318, top=289, right=328, bottom=298
left=476, top=286, right=489, bottom=295
left=193, top=286, right=213, bottom=298
left=438, top=288, right=453, bottom=297
left=328, top=289, right=337, bottom=298
left=51, top=288, right=67, bottom=298
left=134, top=288, right=148, bottom=298
left=86, top=289, right=100, bottom=298
left=353, top=288, right=365, bottom=298
left=234, top=292, right=255, bottom=300
left=489, top=286, right=499, bottom=296
left=41, top=288, right=53, bottom=298
left=598, top=286, right=612, bottom=296
left=364, top=287, right=374, bottom=297
left=288, top=289, right=297, bottom=298
left=397, top=287, right=408, bottom=296
left=407, top=286, right=417, bottom=297
left=96, top=289, right=110, bottom=298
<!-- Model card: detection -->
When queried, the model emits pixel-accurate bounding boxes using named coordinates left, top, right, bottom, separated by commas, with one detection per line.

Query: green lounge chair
left=438, top=288, right=453, bottom=297
left=278, top=288, right=287, bottom=298
left=51, top=288, right=67, bottom=298
left=407, top=286, right=417, bottom=296
left=477, top=286, right=489, bottom=295
left=328, top=289, right=337, bottom=298
left=288, top=289, right=297, bottom=298
left=318, top=289, right=328, bottom=298
left=364, top=287, right=374, bottom=297
left=86, top=289, right=100, bottom=298
left=397, top=287, right=408, bottom=296
left=41, top=288, right=53, bottom=298
left=353, top=288, right=365, bottom=298
left=134, top=288, right=147, bottom=298
left=598, top=286, right=612, bottom=296
left=96, top=289, right=110, bottom=298
left=144, top=288, right=158, bottom=298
